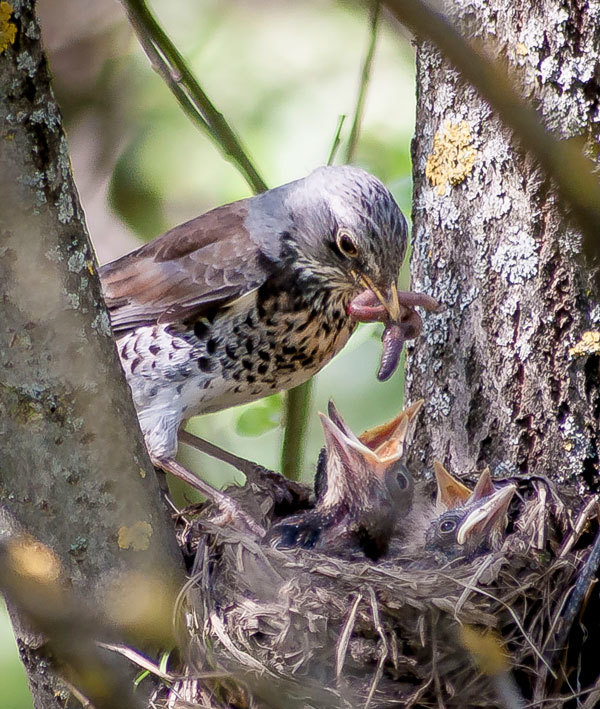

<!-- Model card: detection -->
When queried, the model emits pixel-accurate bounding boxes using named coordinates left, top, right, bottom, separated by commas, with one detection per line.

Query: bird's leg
left=179, top=430, right=276, bottom=479
left=178, top=430, right=307, bottom=507
left=154, top=455, right=265, bottom=537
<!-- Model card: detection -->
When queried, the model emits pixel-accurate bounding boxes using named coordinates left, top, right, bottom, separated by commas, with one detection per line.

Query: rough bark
left=407, top=0, right=600, bottom=491
left=0, top=1, right=183, bottom=706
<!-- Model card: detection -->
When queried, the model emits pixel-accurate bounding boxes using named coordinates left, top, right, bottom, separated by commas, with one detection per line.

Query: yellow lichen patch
left=515, top=42, right=529, bottom=56
left=0, top=2, right=17, bottom=53
left=8, top=536, right=62, bottom=584
left=118, top=520, right=153, bottom=551
left=105, top=571, right=177, bottom=645
left=425, top=120, right=478, bottom=196
left=569, top=331, right=600, bottom=359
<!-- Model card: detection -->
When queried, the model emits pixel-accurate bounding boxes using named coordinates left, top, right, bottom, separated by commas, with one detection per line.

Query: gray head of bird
left=252, top=165, right=407, bottom=318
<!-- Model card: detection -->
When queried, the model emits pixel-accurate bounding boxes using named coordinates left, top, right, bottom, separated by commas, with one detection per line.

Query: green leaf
left=236, top=397, right=282, bottom=437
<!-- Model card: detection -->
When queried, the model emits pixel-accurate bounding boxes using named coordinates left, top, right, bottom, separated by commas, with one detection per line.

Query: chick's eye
left=396, top=471, right=408, bottom=489
left=440, top=519, right=457, bottom=534
left=336, top=230, right=358, bottom=258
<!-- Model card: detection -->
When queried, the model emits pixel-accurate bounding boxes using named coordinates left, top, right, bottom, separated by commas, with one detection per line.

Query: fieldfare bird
left=100, top=166, right=437, bottom=499
left=265, top=401, right=422, bottom=559
left=424, top=463, right=516, bottom=559
left=398, top=461, right=517, bottom=559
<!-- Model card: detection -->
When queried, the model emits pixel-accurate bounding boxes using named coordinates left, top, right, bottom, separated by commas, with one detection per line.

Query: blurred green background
left=1, top=0, right=415, bottom=705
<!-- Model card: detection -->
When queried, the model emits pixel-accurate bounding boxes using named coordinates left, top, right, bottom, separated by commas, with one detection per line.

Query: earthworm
left=378, top=323, right=404, bottom=381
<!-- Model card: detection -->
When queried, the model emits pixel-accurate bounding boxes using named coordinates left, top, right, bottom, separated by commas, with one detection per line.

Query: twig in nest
left=553, top=521, right=600, bottom=660
left=335, top=592, right=363, bottom=681
left=364, top=585, right=388, bottom=709
left=559, top=495, right=600, bottom=558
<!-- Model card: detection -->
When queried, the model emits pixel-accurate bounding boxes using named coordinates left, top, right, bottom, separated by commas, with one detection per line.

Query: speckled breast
left=118, top=282, right=357, bottom=420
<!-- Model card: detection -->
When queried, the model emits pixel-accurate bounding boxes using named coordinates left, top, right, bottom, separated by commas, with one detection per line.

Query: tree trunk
left=407, top=1, right=600, bottom=489
left=0, top=1, right=183, bottom=706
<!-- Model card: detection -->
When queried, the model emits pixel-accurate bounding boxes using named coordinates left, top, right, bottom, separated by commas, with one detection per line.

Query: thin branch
left=346, top=1, right=380, bottom=163
left=281, top=383, right=313, bottom=480
left=122, top=0, right=267, bottom=194
left=382, top=0, right=600, bottom=269
left=327, top=114, right=347, bottom=166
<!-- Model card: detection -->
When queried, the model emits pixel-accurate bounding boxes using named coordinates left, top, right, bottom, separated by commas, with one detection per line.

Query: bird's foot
left=348, top=288, right=442, bottom=381
left=155, top=456, right=265, bottom=537
left=179, top=430, right=309, bottom=508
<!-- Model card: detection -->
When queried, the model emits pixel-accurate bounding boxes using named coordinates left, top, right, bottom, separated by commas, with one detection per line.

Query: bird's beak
left=433, top=461, right=472, bottom=510
left=319, top=411, right=381, bottom=472
left=357, top=400, right=424, bottom=464
left=470, top=467, right=495, bottom=502
left=456, top=484, right=516, bottom=546
left=355, top=273, right=401, bottom=321
left=327, top=400, right=360, bottom=443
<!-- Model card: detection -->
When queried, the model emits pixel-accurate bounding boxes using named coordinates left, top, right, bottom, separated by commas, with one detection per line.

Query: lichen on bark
left=0, top=1, right=183, bottom=705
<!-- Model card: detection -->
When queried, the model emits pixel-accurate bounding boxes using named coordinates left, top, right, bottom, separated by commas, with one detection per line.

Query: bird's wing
left=99, top=200, right=276, bottom=333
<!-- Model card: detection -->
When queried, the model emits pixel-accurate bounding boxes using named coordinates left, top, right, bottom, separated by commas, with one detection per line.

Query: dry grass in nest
left=149, top=474, right=600, bottom=709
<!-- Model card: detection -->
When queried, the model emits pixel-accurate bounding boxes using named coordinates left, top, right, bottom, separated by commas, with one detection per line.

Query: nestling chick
left=265, top=401, right=422, bottom=559
left=424, top=464, right=517, bottom=559
left=395, top=461, right=517, bottom=560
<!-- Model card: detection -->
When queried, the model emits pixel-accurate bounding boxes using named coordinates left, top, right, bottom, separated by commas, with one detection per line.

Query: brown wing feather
left=99, top=200, right=274, bottom=333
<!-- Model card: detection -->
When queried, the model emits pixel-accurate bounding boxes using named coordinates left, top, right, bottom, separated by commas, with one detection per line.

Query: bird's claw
left=348, top=287, right=442, bottom=381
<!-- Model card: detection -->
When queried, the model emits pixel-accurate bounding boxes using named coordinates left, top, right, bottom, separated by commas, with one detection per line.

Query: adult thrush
left=100, top=166, right=432, bottom=497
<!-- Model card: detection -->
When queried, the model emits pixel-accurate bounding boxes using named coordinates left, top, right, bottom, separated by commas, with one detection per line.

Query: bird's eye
left=335, top=229, right=358, bottom=258
left=396, top=471, right=408, bottom=489
left=440, top=519, right=457, bottom=534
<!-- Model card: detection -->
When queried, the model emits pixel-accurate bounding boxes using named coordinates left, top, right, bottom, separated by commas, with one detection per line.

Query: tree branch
left=122, top=0, right=267, bottom=194
left=0, top=1, right=183, bottom=704
left=346, top=1, right=380, bottom=164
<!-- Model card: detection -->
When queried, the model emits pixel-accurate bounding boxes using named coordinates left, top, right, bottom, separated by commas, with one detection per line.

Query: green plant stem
left=346, top=2, right=380, bottom=163
left=382, top=0, right=600, bottom=269
left=327, top=114, right=347, bottom=166
left=281, top=384, right=312, bottom=480
left=281, top=6, right=380, bottom=480
left=122, top=0, right=267, bottom=195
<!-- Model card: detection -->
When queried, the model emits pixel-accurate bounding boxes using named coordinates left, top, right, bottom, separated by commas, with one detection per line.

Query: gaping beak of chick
left=432, top=463, right=516, bottom=549
left=355, top=273, right=401, bottom=321
left=319, top=411, right=383, bottom=477
left=455, top=483, right=517, bottom=547
left=358, top=400, right=423, bottom=453
left=433, top=461, right=472, bottom=511
left=323, top=400, right=423, bottom=475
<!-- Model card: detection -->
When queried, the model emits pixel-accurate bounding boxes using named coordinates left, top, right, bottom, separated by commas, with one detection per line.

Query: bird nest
left=152, top=472, right=600, bottom=709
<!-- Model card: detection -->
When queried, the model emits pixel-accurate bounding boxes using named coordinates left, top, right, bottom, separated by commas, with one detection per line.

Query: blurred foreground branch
left=0, top=1, right=183, bottom=704
left=382, top=0, right=600, bottom=268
